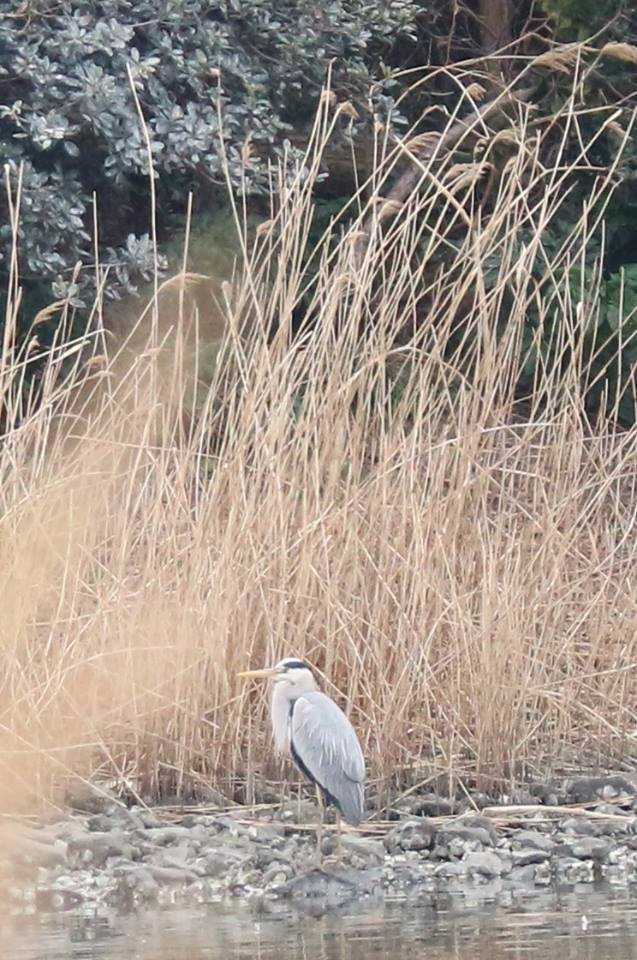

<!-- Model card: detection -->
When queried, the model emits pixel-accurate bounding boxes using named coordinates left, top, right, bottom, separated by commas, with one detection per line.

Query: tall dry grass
left=1, top=77, right=636, bottom=815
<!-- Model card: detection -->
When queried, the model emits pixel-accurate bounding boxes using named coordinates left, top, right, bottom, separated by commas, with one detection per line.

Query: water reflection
left=4, top=886, right=636, bottom=960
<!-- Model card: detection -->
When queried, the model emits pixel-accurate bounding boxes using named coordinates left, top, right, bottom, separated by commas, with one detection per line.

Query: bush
left=0, top=0, right=433, bottom=310
left=1, top=2, right=637, bottom=422
left=1, top=109, right=636, bottom=809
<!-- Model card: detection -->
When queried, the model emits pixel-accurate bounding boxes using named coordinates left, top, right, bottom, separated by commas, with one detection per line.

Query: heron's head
left=238, top=657, right=316, bottom=694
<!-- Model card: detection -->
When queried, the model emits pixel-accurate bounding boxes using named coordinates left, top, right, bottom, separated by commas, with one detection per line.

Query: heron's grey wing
left=291, top=691, right=365, bottom=825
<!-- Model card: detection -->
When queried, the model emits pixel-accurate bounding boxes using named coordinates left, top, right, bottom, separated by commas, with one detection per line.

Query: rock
left=384, top=819, right=436, bottom=853
left=253, top=846, right=293, bottom=870
left=143, top=826, right=195, bottom=845
left=509, top=864, right=537, bottom=884
left=150, top=842, right=199, bottom=872
left=1, top=830, right=68, bottom=870
left=394, top=794, right=458, bottom=817
left=511, top=849, right=551, bottom=866
left=528, top=783, right=559, bottom=805
left=603, top=863, right=631, bottom=885
left=465, top=851, right=508, bottom=879
left=107, top=865, right=160, bottom=905
left=234, top=865, right=265, bottom=888
left=63, top=779, right=123, bottom=814
left=566, top=775, right=636, bottom=804
left=592, top=803, right=631, bottom=818
left=263, top=862, right=295, bottom=884
left=512, top=830, right=555, bottom=852
left=534, top=861, right=552, bottom=886
left=35, top=886, right=85, bottom=911
left=147, top=864, right=199, bottom=884
left=178, top=814, right=221, bottom=830
left=438, top=817, right=496, bottom=847
left=434, top=825, right=495, bottom=857
left=559, top=817, right=603, bottom=837
left=128, top=806, right=162, bottom=829
left=558, top=837, right=610, bottom=861
left=274, top=867, right=358, bottom=904
left=67, top=830, right=139, bottom=867
left=435, top=861, right=467, bottom=879
left=199, top=848, right=252, bottom=878
left=86, top=814, right=116, bottom=833
left=320, top=834, right=385, bottom=866
left=248, top=823, right=286, bottom=843
left=190, top=784, right=228, bottom=806
left=606, top=845, right=628, bottom=864
left=556, top=857, right=595, bottom=883
left=275, top=800, right=321, bottom=824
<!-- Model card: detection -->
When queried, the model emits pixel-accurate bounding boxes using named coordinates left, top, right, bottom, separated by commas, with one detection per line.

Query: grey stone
left=276, top=800, right=321, bottom=824
left=147, top=864, right=199, bottom=884
left=107, top=865, right=160, bottom=904
left=64, top=780, right=122, bottom=815
left=509, top=864, right=538, bottom=884
left=534, top=861, right=552, bottom=886
left=465, top=851, right=508, bottom=879
left=395, top=794, right=458, bottom=817
left=556, top=857, right=595, bottom=883
left=559, top=817, right=603, bottom=837
left=35, top=886, right=85, bottom=910
left=248, top=823, right=286, bottom=842
left=199, top=848, right=251, bottom=878
left=263, top=862, right=295, bottom=883
left=385, top=819, right=436, bottom=853
left=340, top=836, right=385, bottom=863
left=437, top=820, right=496, bottom=848
left=602, top=863, right=630, bottom=885
left=566, top=775, right=636, bottom=804
left=143, top=825, right=195, bottom=845
left=87, top=814, right=125, bottom=833
left=274, top=867, right=358, bottom=903
left=150, top=843, right=198, bottom=871
left=4, top=834, right=68, bottom=869
left=593, top=803, right=631, bottom=818
left=512, top=830, right=555, bottom=852
left=178, top=814, right=222, bottom=831
left=67, top=830, right=139, bottom=867
left=435, top=861, right=467, bottom=878
left=559, top=837, right=610, bottom=861
left=511, top=848, right=551, bottom=866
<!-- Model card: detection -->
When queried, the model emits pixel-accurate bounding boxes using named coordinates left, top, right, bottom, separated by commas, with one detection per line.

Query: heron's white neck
left=270, top=672, right=316, bottom=754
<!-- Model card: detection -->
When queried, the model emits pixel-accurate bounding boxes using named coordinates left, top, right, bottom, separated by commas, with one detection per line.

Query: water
left=4, top=886, right=636, bottom=960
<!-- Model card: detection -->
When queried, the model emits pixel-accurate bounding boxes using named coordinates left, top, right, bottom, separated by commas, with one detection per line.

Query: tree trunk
left=478, top=0, right=514, bottom=53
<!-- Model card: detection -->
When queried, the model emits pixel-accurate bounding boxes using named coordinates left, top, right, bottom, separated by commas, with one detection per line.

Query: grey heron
left=238, top=658, right=365, bottom=844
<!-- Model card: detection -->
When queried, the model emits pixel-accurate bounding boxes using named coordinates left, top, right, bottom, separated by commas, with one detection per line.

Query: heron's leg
left=314, top=785, right=324, bottom=866
left=335, top=810, right=343, bottom=862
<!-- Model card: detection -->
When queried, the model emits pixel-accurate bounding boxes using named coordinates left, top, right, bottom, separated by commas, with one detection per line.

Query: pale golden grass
left=0, top=82, right=636, bottom=816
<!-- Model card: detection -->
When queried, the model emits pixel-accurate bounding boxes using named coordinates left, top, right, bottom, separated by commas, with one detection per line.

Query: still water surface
left=5, top=885, right=637, bottom=960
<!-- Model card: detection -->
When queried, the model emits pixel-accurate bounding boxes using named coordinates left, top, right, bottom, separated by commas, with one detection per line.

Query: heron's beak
left=237, top=667, right=278, bottom=679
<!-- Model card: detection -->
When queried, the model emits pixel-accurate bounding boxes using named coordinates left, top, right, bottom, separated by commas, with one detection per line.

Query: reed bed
left=0, top=82, right=636, bottom=815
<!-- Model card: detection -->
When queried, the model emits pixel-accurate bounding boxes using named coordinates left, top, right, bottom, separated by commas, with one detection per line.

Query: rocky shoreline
left=2, top=773, right=636, bottom=917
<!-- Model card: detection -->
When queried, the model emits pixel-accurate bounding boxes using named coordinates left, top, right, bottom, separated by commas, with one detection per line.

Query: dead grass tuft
left=0, top=74, right=636, bottom=814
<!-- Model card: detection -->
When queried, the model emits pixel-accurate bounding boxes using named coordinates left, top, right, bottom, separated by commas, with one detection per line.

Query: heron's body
left=239, top=658, right=365, bottom=827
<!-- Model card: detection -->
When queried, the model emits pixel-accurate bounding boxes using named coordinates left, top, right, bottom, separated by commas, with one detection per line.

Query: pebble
left=465, top=851, right=509, bottom=879
left=5, top=773, right=637, bottom=915
left=511, top=848, right=551, bottom=866
left=559, top=837, right=610, bottom=861
left=385, top=820, right=435, bottom=853
left=512, top=830, right=555, bottom=852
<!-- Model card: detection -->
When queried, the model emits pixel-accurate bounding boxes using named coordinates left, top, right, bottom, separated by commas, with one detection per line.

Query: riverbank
left=2, top=773, right=636, bottom=917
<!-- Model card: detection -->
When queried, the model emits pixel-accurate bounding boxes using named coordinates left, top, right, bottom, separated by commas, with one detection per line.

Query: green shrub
left=0, top=0, right=431, bottom=312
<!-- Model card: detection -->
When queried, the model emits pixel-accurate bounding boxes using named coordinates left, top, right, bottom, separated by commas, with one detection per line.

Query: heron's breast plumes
left=270, top=682, right=293, bottom=755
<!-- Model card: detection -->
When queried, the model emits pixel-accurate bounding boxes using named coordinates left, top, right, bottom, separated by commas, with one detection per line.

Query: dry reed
left=0, top=79, right=636, bottom=816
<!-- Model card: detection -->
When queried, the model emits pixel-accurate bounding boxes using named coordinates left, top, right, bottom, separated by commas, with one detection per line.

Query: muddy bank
left=2, top=774, right=636, bottom=916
